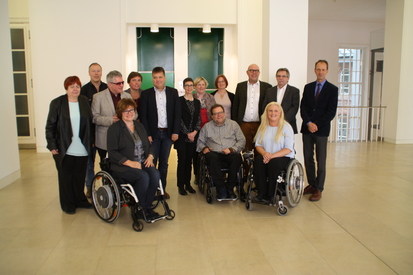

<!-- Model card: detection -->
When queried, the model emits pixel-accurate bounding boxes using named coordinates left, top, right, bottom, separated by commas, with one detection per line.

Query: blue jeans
left=85, top=147, right=107, bottom=189
left=151, top=130, right=173, bottom=190
left=113, top=166, right=160, bottom=210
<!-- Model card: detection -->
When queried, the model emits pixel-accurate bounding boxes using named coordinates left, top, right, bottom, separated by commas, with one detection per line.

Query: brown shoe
left=164, top=191, right=170, bottom=199
left=309, top=190, right=322, bottom=201
left=304, top=185, right=316, bottom=195
left=85, top=188, right=92, bottom=199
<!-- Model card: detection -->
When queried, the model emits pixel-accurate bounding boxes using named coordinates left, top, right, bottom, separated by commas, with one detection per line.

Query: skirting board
left=0, top=170, right=21, bottom=190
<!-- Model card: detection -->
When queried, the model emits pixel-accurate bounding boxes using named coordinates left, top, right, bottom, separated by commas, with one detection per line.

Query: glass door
left=188, top=28, right=223, bottom=92
left=10, top=23, right=35, bottom=147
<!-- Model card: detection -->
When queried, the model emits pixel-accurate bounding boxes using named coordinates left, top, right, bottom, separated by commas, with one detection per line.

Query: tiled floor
left=0, top=142, right=412, bottom=274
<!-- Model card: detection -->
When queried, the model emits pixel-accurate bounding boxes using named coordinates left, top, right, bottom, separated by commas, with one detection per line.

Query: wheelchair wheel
left=91, top=171, right=121, bottom=223
left=245, top=201, right=253, bottom=211
left=206, top=188, right=213, bottom=204
left=166, top=209, right=176, bottom=220
left=132, top=221, right=144, bottom=232
left=277, top=205, right=288, bottom=216
left=198, top=157, right=206, bottom=194
left=285, top=159, right=304, bottom=207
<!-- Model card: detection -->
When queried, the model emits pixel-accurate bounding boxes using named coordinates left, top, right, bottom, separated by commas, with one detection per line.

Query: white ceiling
left=309, top=0, right=386, bottom=23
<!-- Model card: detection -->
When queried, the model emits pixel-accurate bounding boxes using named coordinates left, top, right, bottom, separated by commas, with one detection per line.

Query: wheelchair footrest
left=216, top=197, right=238, bottom=202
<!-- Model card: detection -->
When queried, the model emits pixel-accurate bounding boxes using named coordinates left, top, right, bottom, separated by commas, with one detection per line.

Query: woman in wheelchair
left=253, top=102, right=295, bottom=203
left=107, top=98, right=160, bottom=219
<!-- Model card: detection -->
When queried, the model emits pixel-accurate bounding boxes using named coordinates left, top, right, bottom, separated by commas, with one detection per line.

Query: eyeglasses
left=248, top=69, right=260, bottom=73
left=184, top=84, right=194, bottom=87
left=111, top=81, right=124, bottom=86
left=122, top=109, right=135, bottom=114
left=276, top=75, right=289, bottom=78
left=212, top=111, right=225, bottom=116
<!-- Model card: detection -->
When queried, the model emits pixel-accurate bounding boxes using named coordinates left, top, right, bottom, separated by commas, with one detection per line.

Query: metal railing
left=329, top=106, right=386, bottom=142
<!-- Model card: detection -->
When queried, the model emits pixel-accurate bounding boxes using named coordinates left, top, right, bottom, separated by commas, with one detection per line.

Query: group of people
left=45, top=59, right=338, bottom=216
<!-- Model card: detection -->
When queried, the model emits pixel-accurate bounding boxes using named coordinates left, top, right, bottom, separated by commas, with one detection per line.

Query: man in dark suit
left=261, top=68, right=300, bottom=133
left=80, top=62, right=108, bottom=198
left=300, top=60, right=338, bottom=201
left=231, top=64, right=272, bottom=152
left=140, top=67, right=181, bottom=199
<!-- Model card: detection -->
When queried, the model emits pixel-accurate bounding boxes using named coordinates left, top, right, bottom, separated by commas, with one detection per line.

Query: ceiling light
left=202, top=24, right=211, bottom=33
left=150, top=24, right=159, bottom=33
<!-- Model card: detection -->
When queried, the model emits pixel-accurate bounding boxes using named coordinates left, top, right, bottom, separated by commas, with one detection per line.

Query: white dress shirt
left=243, top=81, right=260, bottom=122
left=155, top=87, right=168, bottom=128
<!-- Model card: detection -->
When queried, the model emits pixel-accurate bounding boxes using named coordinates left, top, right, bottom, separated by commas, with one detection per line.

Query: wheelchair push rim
left=91, top=171, right=122, bottom=223
left=285, top=159, right=304, bottom=207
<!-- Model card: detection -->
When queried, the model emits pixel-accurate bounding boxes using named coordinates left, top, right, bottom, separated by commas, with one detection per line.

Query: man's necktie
left=315, top=83, right=321, bottom=100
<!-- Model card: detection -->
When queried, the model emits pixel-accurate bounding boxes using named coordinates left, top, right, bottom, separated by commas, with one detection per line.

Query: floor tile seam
left=312, top=202, right=400, bottom=274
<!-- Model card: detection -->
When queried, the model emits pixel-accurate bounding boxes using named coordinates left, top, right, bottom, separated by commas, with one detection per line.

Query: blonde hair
left=254, top=101, right=288, bottom=144
left=194, top=76, right=209, bottom=88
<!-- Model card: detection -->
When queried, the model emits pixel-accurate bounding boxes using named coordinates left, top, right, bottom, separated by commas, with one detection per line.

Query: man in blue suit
left=140, top=67, right=181, bottom=199
left=300, top=60, right=338, bottom=201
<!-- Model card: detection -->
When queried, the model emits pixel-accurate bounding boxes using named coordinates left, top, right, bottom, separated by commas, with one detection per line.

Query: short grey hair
left=106, top=70, right=123, bottom=83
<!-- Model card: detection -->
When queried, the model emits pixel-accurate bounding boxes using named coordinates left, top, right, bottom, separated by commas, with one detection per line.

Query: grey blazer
left=261, top=84, right=300, bottom=133
left=91, top=88, right=132, bottom=150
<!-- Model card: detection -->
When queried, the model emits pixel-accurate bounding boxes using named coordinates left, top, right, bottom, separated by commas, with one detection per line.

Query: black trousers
left=176, top=142, right=197, bottom=189
left=254, top=155, right=291, bottom=198
left=302, top=133, right=328, bottom=191
left=204, top=152, right=242, bottom=191
left=95, top=147, right=107, bottom=162
left=54, top=154, right=89, bottom=212
left=112, top=166, right=159, bottom=210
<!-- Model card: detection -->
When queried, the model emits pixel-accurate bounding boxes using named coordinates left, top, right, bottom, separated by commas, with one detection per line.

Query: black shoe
left=64, top=209, right=76, bottom=215
left=227, top=189, right=236, bottom=199
left=185, top=185, right=196, bottom=194
left=146, top=209, right=160, bottom=219
left=178, top=187, right=188, bottom=196
left=252, top=195, right=263, bottom=203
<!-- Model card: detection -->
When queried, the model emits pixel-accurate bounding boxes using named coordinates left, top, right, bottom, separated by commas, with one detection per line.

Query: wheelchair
left=197, top=152, right=243, bottom=204
left=91, top=159, right=175, bottom=231
left=243, top=151, right=304, bottom=216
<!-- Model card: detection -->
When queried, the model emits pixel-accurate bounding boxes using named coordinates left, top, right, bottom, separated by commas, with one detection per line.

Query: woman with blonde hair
left=253, top=101, right=295, bottom=202
left=193, top=77, right=216, bottom=127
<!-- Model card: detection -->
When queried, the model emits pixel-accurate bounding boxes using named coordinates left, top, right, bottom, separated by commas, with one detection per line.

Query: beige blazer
left=91, top=88, right=132, bottom=150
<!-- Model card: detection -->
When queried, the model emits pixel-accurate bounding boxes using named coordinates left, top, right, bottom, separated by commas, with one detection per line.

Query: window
left=337, top=115, right=348, bottom=141
left=336, top=48, right=364, bottom=141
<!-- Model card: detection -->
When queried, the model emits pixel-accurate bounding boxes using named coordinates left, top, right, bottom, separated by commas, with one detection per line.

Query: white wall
left=30, top=0, right=125, bottom=152
left=265, top=0, right=309, bottom=163
left=371, top=28, right=385, bottom=49
left=382, top=0, right=413, bottom=144
left=307, top=20, right=384, bottom=85
left=0, top=0, right=21, bottom=189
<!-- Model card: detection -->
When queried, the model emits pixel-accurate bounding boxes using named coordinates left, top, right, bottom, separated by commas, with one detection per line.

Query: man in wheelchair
left=253, top=102, right=295, bottom=203
left=196, top=104, right=246, bottom=199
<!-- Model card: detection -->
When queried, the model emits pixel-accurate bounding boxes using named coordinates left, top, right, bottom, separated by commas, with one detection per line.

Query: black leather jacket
left=45, top=94, right=94, bottom=165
